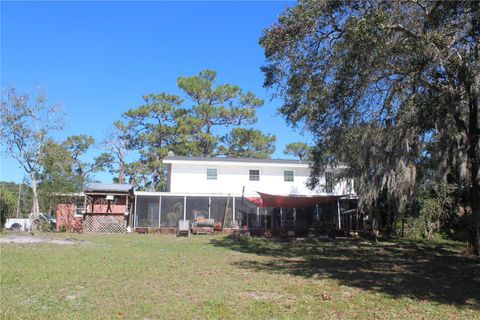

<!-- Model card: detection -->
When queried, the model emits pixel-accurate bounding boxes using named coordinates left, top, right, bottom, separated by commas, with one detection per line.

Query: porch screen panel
left=272, top=208, right=282, bottom=228
left=135, top=196, right=160, bottom=227
left=316, top=202, right=336, bottom=225
left=160, top=196, right=184, bottom=227
left=186, top=196, right=209, bottom=222
left=283, top=208, right=295, bottom=228
left=295, top=207, right=312, bottom=234
left=210, top=197, right=233, bottom=225
left=259, top=207, right=273, bottom=228
left=235, top=197, right=257, bottom=227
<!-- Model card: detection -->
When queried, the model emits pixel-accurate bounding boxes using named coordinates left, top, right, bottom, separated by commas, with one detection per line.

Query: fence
left=83, top=214, right=125, bottom=233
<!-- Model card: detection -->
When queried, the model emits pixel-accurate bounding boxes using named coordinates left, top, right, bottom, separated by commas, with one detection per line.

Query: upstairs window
left=249, top=170, right=260, bottom=181
left=325, top=171, right=334, bottom=193
left=206, top=168, right=217, bottom=180
left=284, top=170, right=294, bottom=182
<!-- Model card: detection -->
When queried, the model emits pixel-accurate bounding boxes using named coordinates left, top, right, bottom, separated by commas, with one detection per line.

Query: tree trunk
left=467, top=90, right=479, bottom=255
left=119, top=162, right=125, bottom=184
left=30, top=175, right=40, bottom=216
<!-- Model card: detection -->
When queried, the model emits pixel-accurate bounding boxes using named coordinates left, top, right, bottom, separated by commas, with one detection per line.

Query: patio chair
left=178, top=220, right=190, bottom=237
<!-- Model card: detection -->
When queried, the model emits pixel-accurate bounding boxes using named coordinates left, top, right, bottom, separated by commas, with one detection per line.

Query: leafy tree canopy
left=283, top=142, right=312, bottom=161
left=0, top=187, right=17, bottom=227
left=260, top=1, right=479, bottom=252
left=177, top=70, right=264, bottom=156
left=1, top=88, right=64, bottom=214
left=218, top=128, right=276, bottom=158
left=118, top=70, right=276, bottom=190
left=0, top=182, right=32, bottom=218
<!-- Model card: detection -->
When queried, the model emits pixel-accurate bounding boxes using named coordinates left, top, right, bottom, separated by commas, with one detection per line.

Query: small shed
left=56, top=183, right=134, bottom=233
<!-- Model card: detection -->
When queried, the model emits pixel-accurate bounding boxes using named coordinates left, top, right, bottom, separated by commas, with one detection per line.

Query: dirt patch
left=0, top=235, right=85, bottom=245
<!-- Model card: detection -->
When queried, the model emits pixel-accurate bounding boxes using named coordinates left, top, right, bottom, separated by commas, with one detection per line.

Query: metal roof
left=84, top=183, right=133, bottom=193
left=163, top=156, right=309, bottom=165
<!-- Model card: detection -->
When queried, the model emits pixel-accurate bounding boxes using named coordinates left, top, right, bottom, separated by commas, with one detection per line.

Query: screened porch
left=133, top=192, right=358, bottom=236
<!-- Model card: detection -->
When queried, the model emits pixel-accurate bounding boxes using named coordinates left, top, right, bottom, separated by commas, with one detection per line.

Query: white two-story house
left=133, top=156, right=357, bottom=234
left=163, top=156, right=353, bottom=197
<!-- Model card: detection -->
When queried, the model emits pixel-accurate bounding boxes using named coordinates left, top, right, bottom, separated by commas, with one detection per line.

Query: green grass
left=1, top=233, right=479, bottom=319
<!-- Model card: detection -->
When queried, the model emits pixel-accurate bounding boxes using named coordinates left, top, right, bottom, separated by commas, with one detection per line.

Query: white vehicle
left=4, top=218, right=31, bottom=232
left=5, top=213, right=56, bottom=232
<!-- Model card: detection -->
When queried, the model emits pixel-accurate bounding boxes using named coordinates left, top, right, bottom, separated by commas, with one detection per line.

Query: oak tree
left=260, top=1, right=479, bottom=252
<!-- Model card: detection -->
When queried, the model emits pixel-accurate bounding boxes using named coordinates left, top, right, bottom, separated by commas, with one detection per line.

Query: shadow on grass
left=210, top=236, right=480, bottom=308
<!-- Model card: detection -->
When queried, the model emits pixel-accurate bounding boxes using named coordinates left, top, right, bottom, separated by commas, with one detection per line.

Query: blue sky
left=1, top=1, right=311, bottom=183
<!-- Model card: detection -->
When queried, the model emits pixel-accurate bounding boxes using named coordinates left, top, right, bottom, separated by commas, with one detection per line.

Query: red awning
left=246, top=192, right=342, bottom=208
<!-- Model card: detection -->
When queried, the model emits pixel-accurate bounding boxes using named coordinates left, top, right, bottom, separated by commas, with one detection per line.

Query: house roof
left=84, top=183, right=133, bottom=193
left=163, top=156, right=309, bottom=165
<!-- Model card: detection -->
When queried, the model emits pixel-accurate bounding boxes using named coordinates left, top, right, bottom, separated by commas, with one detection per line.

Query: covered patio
left=133, top=191, right=359, bottom=236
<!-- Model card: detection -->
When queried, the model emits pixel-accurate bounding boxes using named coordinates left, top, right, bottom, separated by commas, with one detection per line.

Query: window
left=325, top=171, right=334, bottom=193
left=75, top=202, right=86, bottom=217
left=206, top=168, right=217, bottom=180
left=284, top=170, right=294, bottom=182
left=249, top=170, right=260, bottom=181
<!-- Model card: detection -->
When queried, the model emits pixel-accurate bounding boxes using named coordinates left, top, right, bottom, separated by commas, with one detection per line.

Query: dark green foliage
left=118, top=70, right=276, bottom=190
left=117, top=92, right=188, bottom=190
left=0, top=187, right=17, bottom=227
left=403, top=183, right=455, bottom=239
left=260, top=1, right=479, bottom=252
left=177, top=70, right=264, bottom=157
left=283, top=142, right=312, bottom=160
left=121, top=161, right=153, bottom=191
left=218, top=128, right=276, bottom=158
left=0, top=182, right=32, bottom=218
left=63, top=135, right=110, bottom=180
left=37, top=139, right=84, bottom=213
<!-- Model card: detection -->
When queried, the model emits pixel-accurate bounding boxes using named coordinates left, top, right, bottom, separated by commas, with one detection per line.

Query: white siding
left=167, top=161, right=353, bottom=197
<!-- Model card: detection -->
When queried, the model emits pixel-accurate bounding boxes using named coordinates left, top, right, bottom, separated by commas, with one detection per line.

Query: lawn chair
left=178, top=220, right=190, bottom=237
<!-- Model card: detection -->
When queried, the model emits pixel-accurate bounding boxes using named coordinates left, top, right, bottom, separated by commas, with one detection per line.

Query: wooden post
left=158, top=196, right=162, bottom=227
left=222, top=195, right=230, bottom=233
left=241, top=186, right=245, bottom=227
left=16, top=184, right=22, bottom=218
left=208, top=197, right=211, bottom=219
left=280, top=208, right=283, bottom=228
left=125, top=195, right=129, bottom=228
left=84, top=194, right=88, bottom=216
left=133, top=194, right=138, bottom=228
left=232, top=196, right=236, bottom=222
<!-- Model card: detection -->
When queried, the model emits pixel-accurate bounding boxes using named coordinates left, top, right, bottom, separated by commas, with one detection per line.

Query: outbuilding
left=56, top=183, right=134, bottom=233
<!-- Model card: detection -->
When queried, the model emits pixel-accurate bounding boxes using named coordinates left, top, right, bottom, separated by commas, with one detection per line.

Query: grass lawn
left=1, top=233, right=479, bottom=319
